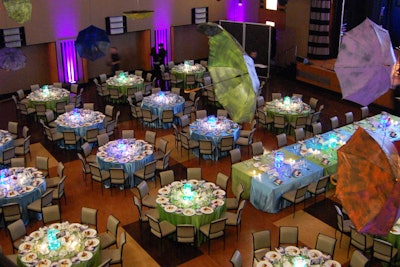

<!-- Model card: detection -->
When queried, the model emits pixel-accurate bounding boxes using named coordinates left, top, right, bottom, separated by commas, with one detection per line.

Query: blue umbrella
left=75, top=25, right=110, bottom=61
left=0, top=47, right=26, bottom=71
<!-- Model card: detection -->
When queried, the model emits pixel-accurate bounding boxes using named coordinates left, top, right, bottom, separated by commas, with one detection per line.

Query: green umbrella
left=3, top=0, right=32, bottom=24
left=197, top=23, right=259, bottom=123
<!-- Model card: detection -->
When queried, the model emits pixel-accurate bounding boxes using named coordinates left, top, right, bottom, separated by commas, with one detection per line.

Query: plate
left=171, top=181, right=182, bottom=187
left=83, top=228, right=97, bottom=238
left=21, top=252, right=37, bottom=263
left=308, top=249, right=322, bottom=259
left=273, top=179, right=282, bottom=186
left=188, top=179, right=199, bottom=185
left=285, top=246, right=300, bottom=256
left=321, top=158, right=330, bottom=165
left=211, top=199, right=225, bottom=206
left=257, top=260, right=273, bottom=267
left=213, top=189, right=226, bottom=196
left=36, top=259, right=51, bottom=267
left=324, top=260, right=341, bottom=267
left=134, top=155, right=144, bottom=160
left=7, top=190, right=19, bottom=198
left=19, top=241, right=34, bottom=252
left=158, top=187, right=171, bottom=195
left=24, top=186, right=34, bottom=192
left=292, top=169, right=302, bottom=177
left=77, top=251, right=93, bottom=261
left=145, top=149, right=153, bottom=155
left=183, top=208, right=195, bottom=216
left=156, top=197, right=169, bottom=204
left=104, top=157, right=114, bottom=162
left=164, top=204, right=177, bottom=213
left=29, top=230, right=44, bottom=240
left=203, top=182, right=216, bottom=189
left=58, top=258, right=73, bottom=267
left=200, top=206, right=214, bottom=214
left=390, top=225, right=400, bottom=235
left=85, top=238, right=100, bottom=247
left=33, top=171, right=43, bottom=178
left=49, top=223, right=61, bottom=230
left=118, top=158, right=129, bottom=163
left=253, top=156, right=262, bottom=161
left=68, top=223, right=82, bottom=232
left=265, top=251, right=281, bottom=262
left=31, top=178, right=44, bottom=186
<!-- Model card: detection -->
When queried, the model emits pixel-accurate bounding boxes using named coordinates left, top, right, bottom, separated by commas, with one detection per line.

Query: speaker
left=105, top=16, right=127, bottom=35
left=0, top=27, right=26, bottom=48
left=192, top=7, right=208, bottom=24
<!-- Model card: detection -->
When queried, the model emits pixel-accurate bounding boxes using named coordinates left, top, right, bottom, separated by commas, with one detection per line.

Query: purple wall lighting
left=151, top=1, right=171, bottom=62
left=155, top=29, right=169, bottom=63
left=56, top=39, right=82, bottom=83
left=227, top=0, right=245, bottom=22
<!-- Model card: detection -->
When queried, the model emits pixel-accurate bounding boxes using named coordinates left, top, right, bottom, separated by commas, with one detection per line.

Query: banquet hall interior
left=0, top=0, right=400, bottom=267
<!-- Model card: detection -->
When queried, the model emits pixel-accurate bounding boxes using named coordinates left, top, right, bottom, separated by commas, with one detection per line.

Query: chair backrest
left=105, top=105, right=114, bottom=118
left=63, top=131, right=77, bottom=144
left=199, top=139, right=213, bottom=154
left=219, top=136, right=234, bottom=152
left=180, top=115, right=189, bottom=128
left=350, top=250, right=369, bottom=267
left=41, top=189, right=54, bottom=208
left=230, top=249, right=242, bottom=267
left=97, top=133, right=109, bottom=147
left=42, top=205, right=61, bottom=224
left=11, top=158, right=25, bottom=167
left=161, top=110, right=174, bottom=123
left=235, top=183, right=244, bottom=202
left=345, top=111, right=354, bottom=124
left=312, top=122, right=322, bottom=136
left=177, top=224, right=196, bottom=244
left=8, top=121, right=18, bottom=136
left=315, top=233, right=337, bottom=257
left=187, top=167, right=202, bottom=180
left=295, top=115, right=308, bottom=128
left=334, top=205, right=344, bottom=231
left=294, top=128, right=305, bottom=142
left=279, top=226, right=298, bottom=246
left=56, top=101, right=67, bottom=114
left=2, top=202, right=21, bottom=223
left=21, top=126, right=29, bottom=139
left=7, top=219, right=26, bottom=243
left=272, top=92, right=282, bottom=100
left=252, top=230, right=271, bottom=254
left=315, top=175, right=329, bottom=192
left=360, top=106, right=369, bottom=119
left=350, top=225, right=369, bottom=251
left=137, top=180, right=149, bottom=198
left=276, top=133, right=287, bottom=148
left=65, top=104, right=75, bottom=112
left=133, top=195, right=144, bottom=220
left=147, top=214, right=162, bottom=236
left=157, top=138, right=169, bottom=153
left=217, top=109, right=228, bottom=118
left=83, top=103, right=95, bottom=110
left=121, top=130, right=134, bottom=139
left=57, top=162, right=65, bottom=178
left=330, top=116, right=339, bottom=129
left=45, top=110, right=55, bottom=122
left=209, top=217, right=227, bottom=236
left=230, top=148, right=241, bottom=164
left=30, top=84, right=40, bottom=91
left=110, top=168, right=126, bottom=183
left=373, top=238, right=396, bottom=263
left=294, top=184, right=309, bottom=202
left=81, top=207, right=98, bottom=229
left=144, top=161, right=157, bottom=177
left=160, top=150, right=172, bottom=170
left=171, top=87, right=181, bottom=95
left=106, top=215, right=120, bottom=236
left=70, top=83, right=79, bottom=94
left=256, top=96, right=265, bottom=108
left=2, top=147, right=15, bottom=164
left=98, top=258, right=112, bottom=267
left=196, top=109, right=207, bottom=120
left=216, top=172, right=229, bottom=191
left=251, top=141, right=264, bottom=157
left=145, top=130, right=156, bottom=145
left=160, top=170, right=175, bottom=187
left=309, top=97, right=319, bottom=109
left=274, top=114, right=286, bottom=127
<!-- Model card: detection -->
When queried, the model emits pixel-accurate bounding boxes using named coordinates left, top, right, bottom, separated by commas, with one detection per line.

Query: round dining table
left=156, top=179, right=226, bottom=245
left=96, top=138, right=154, bottom=187
left=265, top=97, right=311, bottom=123
left=106, top=73, right=144, bottom=95
left=189, top=115, right=240, bottom=160
left=0, top=167, right=46, bottom=225
left=27, top=86, right=70, bottom=111
left=17, top=222, right=101, bottom=267
left=0, top=129, right=14, bottom=155
left=141, top=91, right=185, bottom=128
left=170, top=63, right=205, bottom=88
left=55, top=108, right=105, bottom=138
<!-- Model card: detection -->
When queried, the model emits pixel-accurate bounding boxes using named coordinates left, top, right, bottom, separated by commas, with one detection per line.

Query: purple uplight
left=238, top=0, right=243, bottom=6
left=227, top=0, right=245, bottom=22
left=151, top=1, right=171, bottom=62
left=57, top=39, right=79, bottom=83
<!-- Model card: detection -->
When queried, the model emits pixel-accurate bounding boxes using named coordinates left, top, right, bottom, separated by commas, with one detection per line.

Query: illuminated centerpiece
left=275, top=151, right=285, bottom=168
left=55, top=109, right=105, bottom=128
left=0, top=167, right=45, bottom=199
left=97, top=138, right=153, bottom=163
left=192, top=115, right=237, bottom=135
left=106, top=73, right=144, bottom=86
left=379, top=111, right=391, bottom=129
left=182, top=183, right=196, bottom=202
left=47, top=228, right=61, bottom=251
left=143, top=91, right=183, bottom=107
left=171, top=63, right=206, bottom=73
left=41, top=85, right=50, bottom=96
left=27, top=87, right=70, bottom=102
left=272, top=96, right=310, bottom=112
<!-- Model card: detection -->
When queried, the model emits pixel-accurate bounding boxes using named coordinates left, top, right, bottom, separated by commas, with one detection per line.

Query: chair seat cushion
left=86, top=155, right=97, bottom=163
left=27, top=200, right=42, bottom=212
left=255, top=248, right=270, bottom=261
left=225, top=198, right=238, bottom=210
left=99, top=232, right=116, bottom=249
left=46, top=177, right=61, bottom=188
left=142, top=195, right=157, bottom=208
left=159, top=221, right=176, bottom=236
left=101, top=249, right=121, bottom=264
left=222, top=211, right=238, bottom=225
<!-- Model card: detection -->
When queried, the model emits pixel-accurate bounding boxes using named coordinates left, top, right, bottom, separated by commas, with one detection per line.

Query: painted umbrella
left=2, top=0, right=32, bottom=24
left=75, top=25, right=110, bottom=61
left=0, top=47, right=26, bottom=71
left=197, top=22, right=260, bottom=123
left=336, top=127, right=400, bottom=235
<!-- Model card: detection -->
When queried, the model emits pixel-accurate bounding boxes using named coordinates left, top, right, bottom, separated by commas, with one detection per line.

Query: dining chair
left=109, top=168, right=129, bottom=195
left=271, top=92, right=282, bottom=100
left=252, top=230, right=271, bottom=263
left=347, top=225, right=373, bottom=257
left=294, top=128, right=305, bottom=142
left=239, top=119, right=256, bottom=138
left=45, top=110, right=57, bottom=128
left=104, top=105, right=114, bottom=122
left=306, top=111, right=321, bottom=131
left=257, top=110, right=273, bottom=131
left=224, top=200, right=246, bottom=240
left=179, top=115, right=190, bottom=133
left=52, top=176, right=67, bottom=208
left=42, top=204, right=62, bottom=225
left=334, top=204, right=353, bottom=247
left=217, top=109, right=228, bottom=118
left=229, top=148, right=241, bottom=166
left=134, top=91, right=143, bottom=106
left=64, top=104, right=75, bottom=113
left=315, top=233, right=337, bottom=258
left=156, top=149, right=171, bottom=175
left=98, top=258, right=112, bottom=267
left=345, top=111, right=354, bottom=124
left=372, top=238, right=398, bottom=267
left=292, top=93, right=303, bottom=99
left=172, top=123, right=182, bottom=149
left=99, top=214, right=120, bottom=249
left=349, top=250, right=369, bottom=267
left=63, top=131, right=81, bottom=150
left=100, top=232, right=126, bottom=266
left=55, top=101, right=67, bottom=115
left=144, top=130, right=157, bottom=146
left=199, top=139, right=215, bottom=163
left=89, top=163, right=110, bottom=195
left=330, top=116, right=339, bottom=130
left=0, top=146, right=15, bottom=167
left=276, top=133, right=287, bottom=148
left=187, top=167, right=202, bottom=180
left=14, top=135, right=31, bottom=163
left=309, top=97, right=319, bottom=112
left=215, top=172, right=229, bottom=191
left=273, top=114, right=288, bottom=134
left=2, top=203, right=22, bottom=229
left=133, top=195, right=159, bottom=232
left=170, top=73, right=183, bottom=88
left=83, top=128, right=99, bottom=145
left=151, top=87, right=161, bottom=95
left=289, top=115, right=308, bottom=135
left=81, top=207, right=98, bottom=230
left=196, top=109, right=207, bottom=120
left=136, top=180, right=157, bottom=208
left=147, top=214, right=177, bottom=249
left=199, top=217, right=227, bottom=254
left=108, top=87, right=124, bottom=103
left=153, top=137, right=168, bottom=161
left=7, top=121, right=18, bottom=139
left=17, top=103, right=36, bottom=120
left=30, top=84, right=40, bottom=91
left=251, top=141, right=264, bottom=157
left=180, top=133, right=199, bottom=158
left=7, top=219, right=26, bottom=253
left=235, top=128, right=255, bottom=156
left=161, top=109, right=174, bottom=126
left=226, top=183, right=244, bottom=210
left=159, top=170, right=175, bottom=187
left=278, top=226, right=298, bottom=247
left=97, top=133, right=110, bottom=147
left=360, top=106, right=369, bottom=119
left=14, top=126, right=29, bottom=147
left=10, top=158, right=25, bottom=168
left=81, top=142, right=97, bottom=163
left=185, top=74, right=196, bottom=89
left=46, top=161, right=65, bottom=188
left=27, top=189, right=54, bottom=219
left=171, top=87, right=181, bottom=95
left=77, top=153, right=90, bottom=184
left=133, top=160, right=157, bottom=187
left=281, top=184, right=309, bottom=217
left=312, top=122, right=323, bottom=136
left=218, top=136, right=234, bottom=159
left=256, top=96, right=265, bottom=110
left=230, top=249, right=242, bottom=267
left=34, top=103, right=47, bottom=121
left=176, top=224, right=196, bottom=245
left=121, top=129, right=134, bottom=139
left=307, top=175, right=329, bottom=203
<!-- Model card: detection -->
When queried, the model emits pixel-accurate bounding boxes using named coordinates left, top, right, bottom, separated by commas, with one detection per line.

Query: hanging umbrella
left=75, top=25, right=110, bottom=61
left=336, top=127, right=400, bottom=235
left=197, top=22, right=260, bottom=123
left=2, top=0, right=32, bottom=24
left=334, top=18, right=396, bottom=106
left=0, top=47, right=26, bottom=71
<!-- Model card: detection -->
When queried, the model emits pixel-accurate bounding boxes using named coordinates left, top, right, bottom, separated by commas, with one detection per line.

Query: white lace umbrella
left=334, top=18, right=396, bottom=106
left=0, top=47, right=26, bottom=71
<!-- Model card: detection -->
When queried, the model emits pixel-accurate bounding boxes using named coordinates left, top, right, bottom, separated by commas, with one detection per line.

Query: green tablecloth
left=265, top=101, right=310, bottom=123
left=106, top=82, right=144, bottom=95
left=29, top=95, right=70, bottom=111
left=170, top=70, right=204, bottom=88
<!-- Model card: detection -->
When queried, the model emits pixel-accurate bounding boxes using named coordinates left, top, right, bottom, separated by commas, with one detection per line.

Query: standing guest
left=158, top=43, right=167, bottom=66
left=151, top=46, right=161, bottom=80
left=108, top=46, right=121, bottom=75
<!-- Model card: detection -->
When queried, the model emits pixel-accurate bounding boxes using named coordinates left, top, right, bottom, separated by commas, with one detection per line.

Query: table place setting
left=142, top=91, right=184, bottom=107
left=18, top=221, right=100, bottom=267
left=266, top=96, right=311, bottom=114
left=0, top=167, right=44, bottom=199
left=0, top=129, right=13, bottom=145
left=27, top=86, right=70, bottom=102
left=106, top=72, right=144, bottom=86
left=170, top=63, right=206, bottom=74
left=97, top=138, right=153, bottom=164
left=156, top=180, right=225, bottom=216
left=55, top=109, right=105, bottom=128
left=190, top=115, right=239, bottom=136
left=257, top=246, right=340, bottom=267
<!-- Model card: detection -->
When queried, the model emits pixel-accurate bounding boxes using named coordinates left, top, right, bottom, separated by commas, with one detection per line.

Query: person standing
left=158, top=43, right=166, bottom=66
left=151, top=46, right=161, bottom=80
left=108, top=46, right=120, bottom=75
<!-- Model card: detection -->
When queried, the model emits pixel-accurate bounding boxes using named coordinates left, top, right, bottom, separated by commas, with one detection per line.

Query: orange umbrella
left=336, top=127, right=400, bottom=235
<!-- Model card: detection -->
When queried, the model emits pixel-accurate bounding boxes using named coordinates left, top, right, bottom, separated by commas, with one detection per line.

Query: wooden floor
left=0, top=71, right=394, bottom=266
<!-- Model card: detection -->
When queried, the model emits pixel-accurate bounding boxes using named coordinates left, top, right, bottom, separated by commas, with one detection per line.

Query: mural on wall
left=2, top=0, right=32, bottom=24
